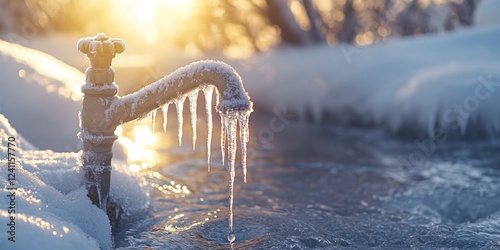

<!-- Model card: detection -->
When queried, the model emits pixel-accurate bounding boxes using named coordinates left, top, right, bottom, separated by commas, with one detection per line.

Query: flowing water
left=113, top=111, right=500, bottom=249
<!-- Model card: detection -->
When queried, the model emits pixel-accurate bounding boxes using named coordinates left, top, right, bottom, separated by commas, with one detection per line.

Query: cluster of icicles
left=150, top=84, right=251, bottom=243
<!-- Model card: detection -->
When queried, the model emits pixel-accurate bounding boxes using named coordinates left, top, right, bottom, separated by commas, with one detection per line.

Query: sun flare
left=115, top=124, right=160, bottom=172
left=136, top=0, right=155, bottom=23
left=112, top=0, right=197, bottom=43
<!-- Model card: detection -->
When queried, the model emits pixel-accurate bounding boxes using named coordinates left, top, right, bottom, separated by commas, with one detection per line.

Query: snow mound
left=0, top=114, right=150, bottom=249
left=474, top=0, right=500, bottom=27
left=0, top=39, right=84, bottom=151
left=0, top=39, right=83, bottom=101
left=239, top=25, right=500, bottom=139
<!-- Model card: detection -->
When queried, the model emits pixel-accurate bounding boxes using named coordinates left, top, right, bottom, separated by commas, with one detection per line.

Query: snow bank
left=0, top=114, right=150, bottom=249
left=238, top=25, right=500, bottom=138
left=474, top=0, right=500, bottom=27
left=0, top=39, right=83, bottom=151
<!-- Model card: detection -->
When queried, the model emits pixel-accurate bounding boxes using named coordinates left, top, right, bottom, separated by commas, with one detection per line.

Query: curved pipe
left=79, top=34, right=253, bottom=229
left=106, top=60, right=253, bottom=128
left=79, top=35, right=253, bottom=226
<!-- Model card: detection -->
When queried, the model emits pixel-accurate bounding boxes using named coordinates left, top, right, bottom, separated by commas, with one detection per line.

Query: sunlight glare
left=119, top=136, right=156, bottom=164
left=134, top=125, right=158, bottom=146
left=112, top=0, right=197, bottom=43
left=114, top=125, right=123, bottom=136
left=116, top=124, right=160, bottom=172
left=136, top=0, right=155, bottom=23
left=129, top=163, right=141, bottom=172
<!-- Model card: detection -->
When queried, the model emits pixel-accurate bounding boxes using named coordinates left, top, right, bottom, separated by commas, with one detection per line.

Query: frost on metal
left=106, top=61, right=253, bottom=173
left=103, top=60, right=253, bottom=242
left=79, top=33, right=253, bottom=242
left=78, top=129, right=118, bottom=144
left=77, top=33, right=125, bottom=57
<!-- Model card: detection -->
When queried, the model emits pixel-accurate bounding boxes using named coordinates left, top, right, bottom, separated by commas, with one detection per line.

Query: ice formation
left=152, top=81, right=252, bottom=243
left=238, top=25, right=500, bottom=139
left=188, top=91, right=198, bottom=150
left=154, top=88, right=251, bottom=242
left=175, top=96, right=186, bottom=146
left=151, top=109, right=157, bottom=133
left=105, top=60, right=253, bottom=242
left=203, top=86, right=215, bottom=171
left=161, top=104, right=169, bottom=133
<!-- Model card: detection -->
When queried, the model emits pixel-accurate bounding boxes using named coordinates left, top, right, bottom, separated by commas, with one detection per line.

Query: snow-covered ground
left=474, top=0, right=500, bottom=27
left=0, top=114, right=149, bottom=249
left=0, top=39, right=83, bottom=151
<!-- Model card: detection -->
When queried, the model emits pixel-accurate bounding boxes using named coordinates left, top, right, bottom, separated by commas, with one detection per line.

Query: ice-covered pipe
left=77, top=33, right=253, bottom=228
left=106, top=60, right=252, bottom=127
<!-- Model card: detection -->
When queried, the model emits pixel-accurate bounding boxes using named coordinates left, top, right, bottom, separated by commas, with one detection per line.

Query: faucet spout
left=78, top=34, right=253, bottom=231
left=106, top=60, right=253, bottom=127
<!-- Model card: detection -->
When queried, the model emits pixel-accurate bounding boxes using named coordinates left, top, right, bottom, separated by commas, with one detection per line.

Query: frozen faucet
left=77, top=33, right=252, bottom=238
left=78, top=33, right=253, bottom=214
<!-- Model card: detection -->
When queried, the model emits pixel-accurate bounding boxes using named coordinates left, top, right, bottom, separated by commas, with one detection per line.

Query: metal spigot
left=77, top=33, right=253, bottom=232
left=77, top=33, right=125, bottom=214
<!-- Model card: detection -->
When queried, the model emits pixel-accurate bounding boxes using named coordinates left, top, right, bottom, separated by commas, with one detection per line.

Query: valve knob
left=77, top=33, right=126, bottom=69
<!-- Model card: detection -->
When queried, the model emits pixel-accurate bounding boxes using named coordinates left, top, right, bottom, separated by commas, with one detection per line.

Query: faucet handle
left=78, top=33, right=126, bottom=68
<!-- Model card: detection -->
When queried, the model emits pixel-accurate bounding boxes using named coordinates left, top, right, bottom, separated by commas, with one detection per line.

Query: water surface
left=114, top=112, right=500, bottom=249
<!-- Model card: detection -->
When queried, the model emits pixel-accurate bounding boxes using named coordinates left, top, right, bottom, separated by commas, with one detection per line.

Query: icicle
left=239, top=114, right=250, bottom=183
left=161, top=103, right=169, bottom=133
left=226, top=117, right=238, bottom=244
left=188, top=91, right=198, bottom=150
left=151, top=109, right=157, bottom=133
left=220, top=113, right=226, bottom=165
left=93, top=168, right=108, bottom=213
left=98, top=189, right=108, bottom=213
left=218, top=110, right=252, bottom=242
left=216, top=89, right=225, bottom=166
left=228, top=232, right=236, bottom=243
left=203, top=86, right=214, bottom=171
left=175, top=96, right=186, bottom=146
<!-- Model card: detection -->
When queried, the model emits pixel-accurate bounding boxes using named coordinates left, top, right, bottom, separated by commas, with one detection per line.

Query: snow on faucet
left=77, top=33, right=253, bottom=242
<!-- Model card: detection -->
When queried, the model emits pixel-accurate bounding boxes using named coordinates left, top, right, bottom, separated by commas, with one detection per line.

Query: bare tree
left=337, top=0, right=358, bottom=43
left=301, top=0, right=325, bottom=43
left=0, top=0, right=483, bottom=54
left=265, top=0, right=311, bottom=45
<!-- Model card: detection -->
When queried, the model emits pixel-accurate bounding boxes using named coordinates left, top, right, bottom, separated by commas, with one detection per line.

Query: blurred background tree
left=0, top=0, right=480, bottom=58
